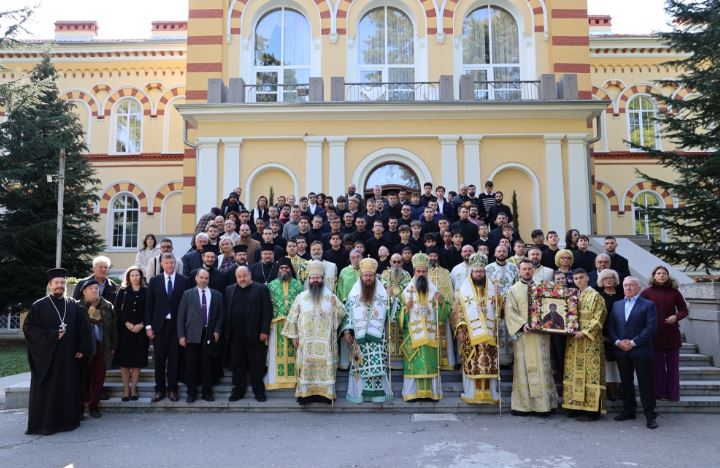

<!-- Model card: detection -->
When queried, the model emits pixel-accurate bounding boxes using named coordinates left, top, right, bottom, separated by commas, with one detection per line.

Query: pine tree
left=635, top=0, right=720, bottom=273
left=0, top=57, right=104, bottom=308
left=511, top=190, right=520, bottom=237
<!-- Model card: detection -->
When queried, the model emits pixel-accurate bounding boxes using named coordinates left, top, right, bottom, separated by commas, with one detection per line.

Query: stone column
left=544, top=134, right=566, bottom=235
left=304, top=136, right=324, bottom=194
left=327, top=137, right=347, bottom=198
left=680, top=283, right=720, bottom=367
left=222, top=137, right=242, bottom=204
left=439, top=135, right=460, bottom=190
left=195, top=137, right=220, bottom=223
left=462, top=135, right=483, bottom=184
left=567, top=133, right=592, bottom=234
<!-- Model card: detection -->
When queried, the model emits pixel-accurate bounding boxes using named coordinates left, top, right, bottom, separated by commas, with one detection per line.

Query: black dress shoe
left=130, top=394, right=139, bottom=401
left=614, top=413, right=636, bottom=421
left=202, top=393, right=215, bottom=402
left=151, top=392, right=166, bottom=403
left=186, top=394, right=197, bottom=403
left=89, top=408, right=102, bottom=419
left=229, top=392, right=245, bottom=402
left=168, top=391, right=179, bottom=402
left=255, top=395, right=267, bottom=402
left=511, top=410, right=531, bottom=417
left=121, top=396, right=130, bottom=402
left=566, top=410, right=580, bottom=418
left=646, top=419, right=658, bottom=429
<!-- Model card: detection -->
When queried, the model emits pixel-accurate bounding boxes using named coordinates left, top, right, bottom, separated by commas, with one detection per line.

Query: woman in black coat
left=113, top=266, right=149, bottom=401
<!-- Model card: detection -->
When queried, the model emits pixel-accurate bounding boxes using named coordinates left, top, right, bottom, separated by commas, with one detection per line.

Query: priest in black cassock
left=24, top=268, right=90, bottom=435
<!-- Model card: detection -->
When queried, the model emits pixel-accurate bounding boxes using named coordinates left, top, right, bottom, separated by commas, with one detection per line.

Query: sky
left=5, top=0, right=671, bottom=40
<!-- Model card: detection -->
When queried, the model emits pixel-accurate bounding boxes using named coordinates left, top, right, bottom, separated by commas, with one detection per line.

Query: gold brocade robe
left=450, top=280, right=499, bottom=404
left=429, top=266, right=455, bottom=370
left=505, top=281, right=558, bottom=413
left=562, top=287, right=607, bottom=412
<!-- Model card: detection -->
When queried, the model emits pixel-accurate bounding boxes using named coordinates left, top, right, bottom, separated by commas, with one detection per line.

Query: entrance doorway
left=364, top=162, right=420, bottom=197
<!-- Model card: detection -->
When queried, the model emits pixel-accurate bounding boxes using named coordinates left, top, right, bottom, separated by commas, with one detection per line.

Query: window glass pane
left=386, top=7, right=413, bottom=65
left=463, top=7, right=490, bottom=64
left=256, top=72, right=278, bottom=102
left=491, top=7, right=519, bottom=64
left=283, top=69, right=310, bottom=103
left=360, top=70, right=383, bottom=83
left=255, top=9, right=282, bottom=66
left=359, top=8, right=386, bottom=65
left=116, top=116, right=128, bottom=153
left=366, top=164, right=420, bottom=191
left=283, top=10, right=310, bottom=66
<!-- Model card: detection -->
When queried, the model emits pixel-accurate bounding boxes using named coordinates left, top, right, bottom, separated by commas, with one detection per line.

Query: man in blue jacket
left=607, top=276, right=658, bottom=429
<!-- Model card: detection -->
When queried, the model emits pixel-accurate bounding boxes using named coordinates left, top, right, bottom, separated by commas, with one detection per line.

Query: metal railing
left=344, top=81, right=440, bottom=102
left=245, top=83, right=311, bottom=103
left=472, top=80, right=540, bottom=101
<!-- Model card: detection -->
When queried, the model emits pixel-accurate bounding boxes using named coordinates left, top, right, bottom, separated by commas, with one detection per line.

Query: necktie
left=167, top=276, right=173, bottom=297
left=201, top=289, right=208, bottom=327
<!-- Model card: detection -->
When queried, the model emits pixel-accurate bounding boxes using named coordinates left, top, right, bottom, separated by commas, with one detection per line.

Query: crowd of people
left=22, top=181, right=688, bottom=435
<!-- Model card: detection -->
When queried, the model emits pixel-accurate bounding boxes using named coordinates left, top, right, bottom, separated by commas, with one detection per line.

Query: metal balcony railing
left=344, top=81, right=440, bottom=102
left=472, top=80, right=541, bottom=101
left=245, top=83, right=311, bottom=103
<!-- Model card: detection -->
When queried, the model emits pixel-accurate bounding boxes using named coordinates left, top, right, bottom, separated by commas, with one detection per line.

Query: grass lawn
left=0, top=341, right=29, bottom=377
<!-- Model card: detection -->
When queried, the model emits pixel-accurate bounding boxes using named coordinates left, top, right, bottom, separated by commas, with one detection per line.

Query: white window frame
left=111, top=98, right=143, bottom=155
left=461, top=5, right=521, bottom=83
left=356, top=6, right=416, bottom=84
left=251, top=7, right=312, bottom=103
left=108, top=192, right=140, bottom=251
left=632, top=190, right=666, bottom=242
left=627, top=94, right=661, bottom=151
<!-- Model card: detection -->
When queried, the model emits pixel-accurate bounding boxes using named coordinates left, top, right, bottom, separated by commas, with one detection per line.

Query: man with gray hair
left=182, top=232, right=210, bottom=276
left=73, top=256, right=117, bottom=303
left=589, top=253, right=611, bottom=288
left=146, top=238, right=183, bottom=279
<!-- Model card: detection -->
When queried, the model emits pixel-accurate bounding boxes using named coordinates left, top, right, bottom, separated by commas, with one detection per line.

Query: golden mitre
left=306, top=260, right=325, bottom=277
left=411, top=252, right=429, bottom=270
left=359, top=257, right=378, bottom=274
left=469, top=252, right=488, bottom=270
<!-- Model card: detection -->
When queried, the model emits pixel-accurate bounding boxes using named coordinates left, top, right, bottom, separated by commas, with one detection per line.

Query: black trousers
left=550, top=334, right=567, bottom=384
left=153, top=322, right=179, bottom=392
left=617, top=355, right=656, bottom=417
left=184, top=329, right=216, bottom=396
left=231, top=341, right=267, bottom=397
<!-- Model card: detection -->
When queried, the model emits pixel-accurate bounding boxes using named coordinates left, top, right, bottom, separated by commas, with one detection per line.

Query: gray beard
left=360, top=281, right=376, bottom=304
left=279, top=272, right=292, bottom=282
left=312, top=255, right=322, bottom=261
left=309, top=282, right=324, bottom=304
left=415, top=276, right=429, bottom=295
left=391, top=267, right=403, bottom=281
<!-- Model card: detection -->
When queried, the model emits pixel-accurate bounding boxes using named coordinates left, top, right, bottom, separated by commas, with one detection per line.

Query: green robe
left=398, top=281, right=450, bottom=400
left=266, top=278, right=304, bottom=390
left=336, top=266, right=360, bottom=303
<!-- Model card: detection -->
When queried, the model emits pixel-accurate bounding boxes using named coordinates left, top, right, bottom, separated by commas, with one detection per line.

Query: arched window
left=628, top=95, right=660, bottom=149
left=253, top=8, right=310, bottom=103
left=364, top=163, right=420, bottom=196
left=111, top=194, right=139, bottom=249
left=633, top=191, right=663, bottom=242
left=462, top=6, right=520, bottom=100
left=358, top=6, right=414, bottom=99
left=114, top=99, right=142, bottom=154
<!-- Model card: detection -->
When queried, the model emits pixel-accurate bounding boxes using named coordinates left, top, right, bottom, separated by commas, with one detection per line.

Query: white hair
left=597, top=269, right=619, bottom=288
left=93, top=256, right=111, bottom=267
left=195, top=232, right=209, bottom=242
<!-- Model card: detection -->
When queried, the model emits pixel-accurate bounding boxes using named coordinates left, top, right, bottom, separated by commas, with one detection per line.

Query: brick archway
left=623, top=181, right=674, bottom=212
left=102, top=87, right=152, bottom=118
left=99, top=182, right=149, bottom=214
left=151, top=181, right=184, bottom=214
left=60, top=90, right=100, bottom=118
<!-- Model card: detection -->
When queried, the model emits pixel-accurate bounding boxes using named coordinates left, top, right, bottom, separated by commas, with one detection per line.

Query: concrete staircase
left=5, top=342, right=719, bottom=413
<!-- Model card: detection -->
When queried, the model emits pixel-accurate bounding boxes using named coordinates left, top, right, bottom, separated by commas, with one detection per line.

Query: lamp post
left=55, top=148, right=65, bottom=268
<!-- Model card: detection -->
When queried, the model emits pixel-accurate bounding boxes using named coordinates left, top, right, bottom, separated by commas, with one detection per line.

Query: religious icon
left=529, top=281, right=579, bottom=335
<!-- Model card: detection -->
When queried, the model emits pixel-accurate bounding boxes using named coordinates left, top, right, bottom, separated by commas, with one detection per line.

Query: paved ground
left=0, top=373, right=29, bottom=405
left=0, top=410, right=715, bottom=467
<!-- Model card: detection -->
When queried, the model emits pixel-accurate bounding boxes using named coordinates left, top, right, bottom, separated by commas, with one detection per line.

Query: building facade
left=0, top=1, right=690, bottom=269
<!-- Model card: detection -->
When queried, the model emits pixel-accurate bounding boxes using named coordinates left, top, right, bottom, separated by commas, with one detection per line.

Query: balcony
left=206, top=74, right=579, bottom=104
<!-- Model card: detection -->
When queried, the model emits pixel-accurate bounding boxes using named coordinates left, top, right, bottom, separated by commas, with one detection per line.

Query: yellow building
left=0, top=1, right=691, bottom=269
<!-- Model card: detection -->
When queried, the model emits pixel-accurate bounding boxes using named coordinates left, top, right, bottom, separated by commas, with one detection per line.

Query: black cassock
left=24, top=295, right=90, bottom=435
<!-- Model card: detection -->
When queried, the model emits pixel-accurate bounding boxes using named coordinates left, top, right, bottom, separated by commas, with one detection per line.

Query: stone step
left=679, top=354, right=713, bottom=366
left=85, top=395, right=720, bottom=414
left=681, top=343, right=699, bottom=353
left=679, top=367, right=720, bottom=380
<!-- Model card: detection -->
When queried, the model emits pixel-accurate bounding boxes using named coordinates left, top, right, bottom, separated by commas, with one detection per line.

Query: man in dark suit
left=607, top=276, right=659, bottom=429
left=250, top=244, right=279, bottom=285
left=177, top=269, right=223, bottom=403
left=73, top=255, right=117, bottom=304
left=224, top=265, right=272, bottom=402
left=145, top=253, right=189, bottom=403
left=188, top=248, right=226, bottom=292
left=603, top=236, right=631, bottom=283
